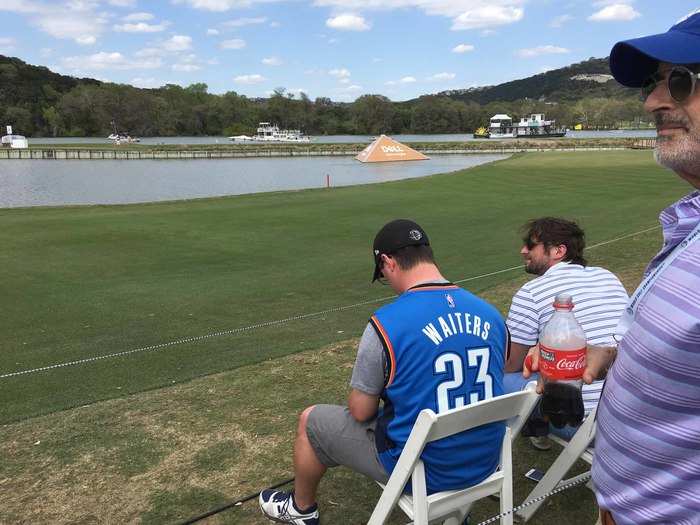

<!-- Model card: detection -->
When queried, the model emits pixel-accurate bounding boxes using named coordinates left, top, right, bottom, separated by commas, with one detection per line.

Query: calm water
left=28, top=129, right=657, bottom=145
left=0, top=154, right=508, bottom=208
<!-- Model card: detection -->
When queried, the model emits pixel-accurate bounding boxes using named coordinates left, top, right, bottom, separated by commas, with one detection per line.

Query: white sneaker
left=529, top=436, right=552, bottom=451
left=259, top=490, right=320, bottom=525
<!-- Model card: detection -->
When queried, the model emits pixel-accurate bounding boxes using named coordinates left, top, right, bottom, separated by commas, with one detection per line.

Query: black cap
left=372, top=219, right=430, bottom=282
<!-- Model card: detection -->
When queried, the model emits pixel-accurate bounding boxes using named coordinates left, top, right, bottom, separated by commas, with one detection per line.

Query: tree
left=351, top=95, right=394, bottom=134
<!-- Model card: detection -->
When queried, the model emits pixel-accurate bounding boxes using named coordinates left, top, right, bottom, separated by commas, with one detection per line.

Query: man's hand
left=522, top=344, right=543, bottom=393
left=582, top=345, right=617, bottom=383
left=522, top=343, right=617, bottom=393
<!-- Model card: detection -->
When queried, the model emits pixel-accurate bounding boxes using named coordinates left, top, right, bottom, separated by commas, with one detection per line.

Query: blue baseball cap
left=610, top=9, right=700, bottom=87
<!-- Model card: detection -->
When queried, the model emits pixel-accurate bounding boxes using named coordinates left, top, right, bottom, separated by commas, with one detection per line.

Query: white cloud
left=589, top=4, right=640, bottom=22
left=163, top=35, right=192, bottom=51
left=34, top=8, right=107, bottom=44
left=452, top=43, right=474, bottom=53
left=262, top=56, right=282, bottom=66
left=76, top=35, right=97, bottom=45
left=40, top=47, right=53, bottom=57
left=221, top=38, right=246, bottom=49
left=399, top=76, right=416, bottom=83
left=223, top=16, right=267, bottom=27
left=550, top=14, right=573, bottom=28
left=62, top=51, right=162, bottom=71
left=329, top=67, right=350, bottom=79
left=123, top=12, right=155, bottom=22
left=114, top=22, right=167, bottom=33
left=270, top=21, right=280, bottom=27
left=326, top=14, right=370, bottom=31
left=207, top=28, right=220, bottom=35
left=339, top=77, right=350, bottom=84
left=344, top=84, right=362, bottom=91
left=234, top=73, right=265, bottom=84
left=516, top=45, right=570, bottom=58
left=452, top=5, right=523, bottom=29
left=130, top=77, right=161, bottom=88
left=172, top=63, right=201, bottom=72
left=315, top=1, right=526, bottom=31
left=427, top=72, right=456, bottom=81
left=108, top=0, right=136, bottom=6
left=175, top=0, right=280, bottom=11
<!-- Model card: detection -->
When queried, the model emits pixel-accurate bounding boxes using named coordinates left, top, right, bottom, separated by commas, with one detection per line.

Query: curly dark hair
left=522, top=217, right=587, bottom=266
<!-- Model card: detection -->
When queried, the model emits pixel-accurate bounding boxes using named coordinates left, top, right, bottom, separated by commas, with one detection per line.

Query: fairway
left=0, top=150, right=690, bottom=424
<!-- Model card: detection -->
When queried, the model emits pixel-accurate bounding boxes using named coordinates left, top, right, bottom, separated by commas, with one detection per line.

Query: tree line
left=1, top=56, right=651, bottom=137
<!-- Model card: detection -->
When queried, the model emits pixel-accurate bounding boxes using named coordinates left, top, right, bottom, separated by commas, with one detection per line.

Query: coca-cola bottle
left=539, top=293, right=586, bottom=428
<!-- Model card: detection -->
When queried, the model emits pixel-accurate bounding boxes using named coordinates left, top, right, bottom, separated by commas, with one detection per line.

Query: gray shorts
left=306, top=404, right=389, bottom=483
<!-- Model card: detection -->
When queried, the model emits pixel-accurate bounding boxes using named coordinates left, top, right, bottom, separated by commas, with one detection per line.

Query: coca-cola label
left=539, top=343, right=586, bottom=380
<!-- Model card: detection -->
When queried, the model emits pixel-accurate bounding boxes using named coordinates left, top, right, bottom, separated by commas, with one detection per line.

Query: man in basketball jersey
left=260, top=219, right=509, bottom=525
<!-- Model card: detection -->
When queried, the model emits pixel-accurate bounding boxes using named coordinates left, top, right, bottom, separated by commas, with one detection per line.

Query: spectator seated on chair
left=502, top=218, right=627, bottom=447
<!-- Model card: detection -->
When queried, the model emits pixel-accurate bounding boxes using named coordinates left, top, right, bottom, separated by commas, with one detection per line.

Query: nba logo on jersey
left=446, top=294, right=455, bottom=308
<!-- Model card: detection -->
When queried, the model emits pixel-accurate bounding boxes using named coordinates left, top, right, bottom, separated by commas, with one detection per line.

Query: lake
left=27, top=129, right=657, bottom=146
left=0, top=154, right=508, bottom=208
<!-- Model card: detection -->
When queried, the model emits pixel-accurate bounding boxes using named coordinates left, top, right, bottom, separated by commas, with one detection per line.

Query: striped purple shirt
left=593, top=190, right=700, bottom=524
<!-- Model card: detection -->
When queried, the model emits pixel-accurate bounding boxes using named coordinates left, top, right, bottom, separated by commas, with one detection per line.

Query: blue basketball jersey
left=370, top=283, right=507, bottom=494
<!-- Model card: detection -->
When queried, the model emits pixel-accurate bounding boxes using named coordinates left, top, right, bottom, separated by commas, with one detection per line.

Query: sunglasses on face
left=640, top=66, right=700, bottom=103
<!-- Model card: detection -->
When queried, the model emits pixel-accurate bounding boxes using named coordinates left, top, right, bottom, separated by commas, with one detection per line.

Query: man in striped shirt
left=589, top=12, right=700, bottom=525
left=526, top=11, right=700, bottom=524
left=504, top=217, right=628, bottom=448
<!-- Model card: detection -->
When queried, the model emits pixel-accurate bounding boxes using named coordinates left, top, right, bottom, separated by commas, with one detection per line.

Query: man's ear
left=382, top=254, right=397, bottom=274
left=553, top=244, right=568, bottom=261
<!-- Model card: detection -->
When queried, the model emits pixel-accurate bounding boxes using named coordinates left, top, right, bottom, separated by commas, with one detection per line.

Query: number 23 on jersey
left=433, top=346, right=493, bottom=413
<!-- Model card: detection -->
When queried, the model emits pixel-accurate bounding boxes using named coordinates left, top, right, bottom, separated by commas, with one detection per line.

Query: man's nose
left=520, top=245, right=529, bottom=255
left=644, top=75, right=675, bottom=113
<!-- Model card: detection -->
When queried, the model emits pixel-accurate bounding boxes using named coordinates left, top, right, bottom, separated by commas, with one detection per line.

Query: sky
left=0, top=1, right=698, bottom=102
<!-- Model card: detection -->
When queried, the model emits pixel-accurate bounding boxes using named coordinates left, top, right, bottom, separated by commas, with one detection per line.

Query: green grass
left=0, top=150, right=689, bottom=424
left=0, top=149, right=691, bottom=523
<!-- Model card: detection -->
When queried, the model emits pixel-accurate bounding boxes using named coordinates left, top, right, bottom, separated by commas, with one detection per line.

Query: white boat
left=250, top=122, right=311, bottom=143
left=228, top=134, right=255, bottom=142
left=108, top=121, right=140, bottom=144
left=1, top=126, right=28, bottom=149
left=111, top=135, right=140, bottom=144
left=515, top=114, right=567, bottom=138
left=488, top=114, right=515, bottom=139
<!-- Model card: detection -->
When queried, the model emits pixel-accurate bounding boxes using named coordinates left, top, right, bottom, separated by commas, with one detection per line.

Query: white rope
left=475, top=472, right=592, bottom=525
left=0, top=225, right=660, bottom=380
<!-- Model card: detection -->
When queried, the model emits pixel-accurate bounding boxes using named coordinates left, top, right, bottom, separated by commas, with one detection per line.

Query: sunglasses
left=641, top=66, right=700, bottom=103
left=524, top=239, right=543, bottom=250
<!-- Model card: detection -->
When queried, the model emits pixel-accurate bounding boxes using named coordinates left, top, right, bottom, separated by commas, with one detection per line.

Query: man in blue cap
left=524, top=9, right=700, bottom=525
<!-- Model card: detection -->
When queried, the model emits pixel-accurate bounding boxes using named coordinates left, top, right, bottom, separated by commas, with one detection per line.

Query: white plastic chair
left=368, top=387, right=540, bottom=525
left=516, top=405, right=597, bottom=522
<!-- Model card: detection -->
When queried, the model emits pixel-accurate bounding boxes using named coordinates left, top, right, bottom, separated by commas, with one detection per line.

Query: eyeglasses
left=640, top=66, right=700, bottom=103
left=524, top=239, right=543, bottom=250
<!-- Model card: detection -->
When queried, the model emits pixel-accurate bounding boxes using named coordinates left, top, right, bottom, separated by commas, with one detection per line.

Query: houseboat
left=1, top=126, right=28, bottom=148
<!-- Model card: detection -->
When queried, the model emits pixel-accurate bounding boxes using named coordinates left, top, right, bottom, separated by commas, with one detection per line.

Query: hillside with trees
left=0, top=55, right=650, bottom=137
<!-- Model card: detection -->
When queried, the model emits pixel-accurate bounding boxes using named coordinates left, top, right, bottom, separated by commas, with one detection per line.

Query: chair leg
left=441, top=507, right=469, bottom=525
left=516, top=423, right=595, bottom=522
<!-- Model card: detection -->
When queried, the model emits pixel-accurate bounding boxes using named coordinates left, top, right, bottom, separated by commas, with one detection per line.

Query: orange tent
left=355, top=135, right=429, bottom=163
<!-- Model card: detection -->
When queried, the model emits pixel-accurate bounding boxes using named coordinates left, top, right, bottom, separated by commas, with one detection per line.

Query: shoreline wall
left=0, top=138, right=656, bottom=160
